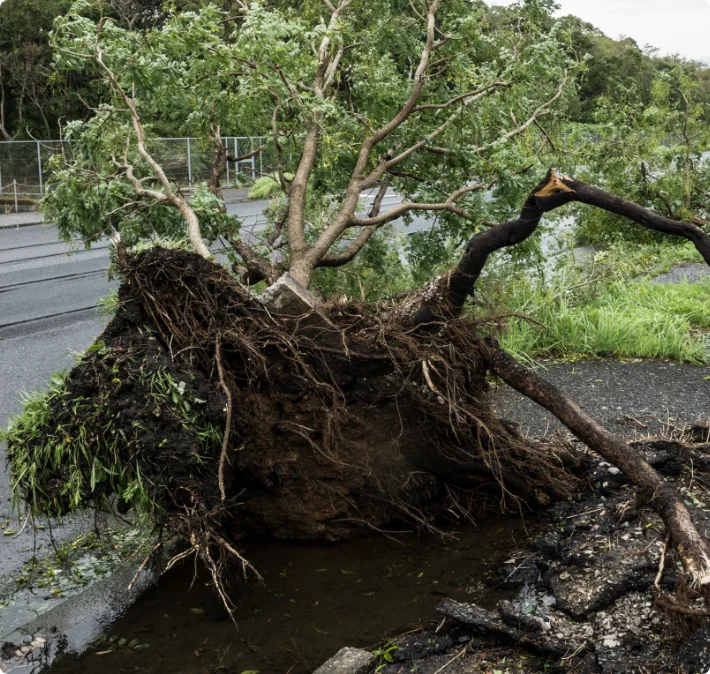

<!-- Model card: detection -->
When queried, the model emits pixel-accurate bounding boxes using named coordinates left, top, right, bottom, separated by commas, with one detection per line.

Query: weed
left=480, top=251, right=710, bottom=365
left=96, top=290, right=122, bottom=320
left=1, top=352, right=223, bottom=520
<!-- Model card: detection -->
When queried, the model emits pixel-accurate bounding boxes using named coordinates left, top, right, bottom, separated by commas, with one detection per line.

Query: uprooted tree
left=7, top=0, right=710, bottom=612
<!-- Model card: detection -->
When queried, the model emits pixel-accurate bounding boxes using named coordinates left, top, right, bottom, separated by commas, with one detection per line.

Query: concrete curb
left=0, top=558, right=159, bottom=673
left=0, top=219, right=45, bottom=229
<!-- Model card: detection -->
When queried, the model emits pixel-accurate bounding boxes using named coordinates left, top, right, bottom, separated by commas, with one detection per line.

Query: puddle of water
left=42, top=517, right=528, bottom=674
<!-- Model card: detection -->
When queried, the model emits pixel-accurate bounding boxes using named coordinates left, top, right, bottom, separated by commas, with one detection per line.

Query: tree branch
left=410, top=169, right=575, bottom=324
left=365, top=72, right=555, bottom=187
left=470, top=70, right=568, bottom=156
left=83, top=35, right=211, bottom=257
left=286, top=0, right=355, bottom=284
left=271, top=105, right=290, bottom=194
left=230, top=237, right=281, bottom=285
left=296, top=0, right=443, bottom=283
left=559, top=175, right=710, bottom=265
left=413, top=166, right=710, bottom=324
left=350, top=182, right=488, bottom=228
left=413, top=81, right=510, bottom=112
left=318, top=179, right=391, bottom=267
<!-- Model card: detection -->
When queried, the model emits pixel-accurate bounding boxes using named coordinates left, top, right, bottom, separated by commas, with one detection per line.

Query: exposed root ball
left=7, top=249, right=580, bottom=575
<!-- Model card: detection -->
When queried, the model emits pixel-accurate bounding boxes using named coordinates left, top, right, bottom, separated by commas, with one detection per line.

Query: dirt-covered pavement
left=370, top=425, right=710, bottom=674
left=315, top=359, right=710, bottom=674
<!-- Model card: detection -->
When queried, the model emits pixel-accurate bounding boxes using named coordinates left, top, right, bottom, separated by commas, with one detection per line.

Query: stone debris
left=312, top=647, right=377, bottom=674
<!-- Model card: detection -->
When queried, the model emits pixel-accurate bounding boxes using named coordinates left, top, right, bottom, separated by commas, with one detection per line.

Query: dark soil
left=377, top=431, right=710, bottom=674
left=8, top=248, right=580, bottom=549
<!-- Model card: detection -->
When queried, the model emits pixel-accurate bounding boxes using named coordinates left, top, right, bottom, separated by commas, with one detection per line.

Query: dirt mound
left=6, top=248, right=580, bottom=601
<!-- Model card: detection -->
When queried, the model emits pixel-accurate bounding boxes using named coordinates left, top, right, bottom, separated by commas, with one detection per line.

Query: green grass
left=248, top=173, right=292, bottom=199
left=96, top=289, right=121, bottom=319
left=497, top=276, right=710, bottom=365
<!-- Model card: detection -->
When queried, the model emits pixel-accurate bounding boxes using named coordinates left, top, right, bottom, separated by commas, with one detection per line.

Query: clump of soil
left=7, top=248, right=580, bottom=576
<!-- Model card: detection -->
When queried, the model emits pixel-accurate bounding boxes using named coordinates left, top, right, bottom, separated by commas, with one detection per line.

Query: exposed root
left=215, top=333, right=233, bottom=502
left=6, top=247, right=582, bottom=606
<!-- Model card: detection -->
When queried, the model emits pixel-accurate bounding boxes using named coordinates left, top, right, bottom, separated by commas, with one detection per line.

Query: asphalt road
left=0, top=221, right=115, bottom=577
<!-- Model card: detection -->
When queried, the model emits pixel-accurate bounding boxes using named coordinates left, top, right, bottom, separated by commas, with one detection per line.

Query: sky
left=490, top=0, right=710, bottom=64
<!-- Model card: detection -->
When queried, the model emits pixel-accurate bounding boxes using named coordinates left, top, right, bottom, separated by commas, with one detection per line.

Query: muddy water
left=47, top=518, right=528, bottom=674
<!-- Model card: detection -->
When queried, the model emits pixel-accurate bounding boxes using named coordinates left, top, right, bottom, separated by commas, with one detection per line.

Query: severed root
left=654, top=589, right=710, bottom=617
left=483, top=339, right=710, bottom=599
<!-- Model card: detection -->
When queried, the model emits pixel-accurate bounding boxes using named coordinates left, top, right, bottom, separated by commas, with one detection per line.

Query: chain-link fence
left=0, top=136, right=271, bottom=211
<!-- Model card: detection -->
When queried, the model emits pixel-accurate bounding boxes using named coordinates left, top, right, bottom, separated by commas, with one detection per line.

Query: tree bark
left=415, top=169, right=710, bottom=324
left=558, top=175, right=710, bottom=265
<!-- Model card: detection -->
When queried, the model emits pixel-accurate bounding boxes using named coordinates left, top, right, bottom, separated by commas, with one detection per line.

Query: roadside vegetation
left=486, top=242, right=710, bottom=364
left=496, top=273, right=710, bottom=364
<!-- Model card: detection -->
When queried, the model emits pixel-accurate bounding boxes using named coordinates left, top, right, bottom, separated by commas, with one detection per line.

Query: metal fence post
left=0, top=135, right=268, bottom=200
left=187, top=137, right=193, bottom=185
left=225, top=137, right=230, bottom=187
left=13, top=179, right=18, bottom=213
left=259, top=136, right=263, bottom=178
left=37, top=141, right=44, bottom=196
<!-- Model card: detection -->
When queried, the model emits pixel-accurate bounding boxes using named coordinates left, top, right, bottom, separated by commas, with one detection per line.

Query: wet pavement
left=497, top=358, right=710, bottom=438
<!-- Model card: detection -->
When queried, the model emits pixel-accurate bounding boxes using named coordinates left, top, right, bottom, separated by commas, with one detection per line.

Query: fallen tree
left=8, top=1, right=710, bottom=614
left=8, top=169, right=710, bottom=611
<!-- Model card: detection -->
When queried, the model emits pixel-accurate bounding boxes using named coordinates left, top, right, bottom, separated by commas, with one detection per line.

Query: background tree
left=569, top=64, right=710, bottom=245
left=0, top=0, right=76, bottom=139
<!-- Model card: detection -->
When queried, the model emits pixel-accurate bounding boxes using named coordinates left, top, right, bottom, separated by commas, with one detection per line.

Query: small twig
left=127, top=540, right=164, bottom=590
left=654, top=535, right=669, bottom=588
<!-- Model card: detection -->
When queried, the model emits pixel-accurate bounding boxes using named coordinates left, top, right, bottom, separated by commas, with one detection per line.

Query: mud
left=7, top=248, right=579, bottom=554
left=375, top=429, right=710, bottom=674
